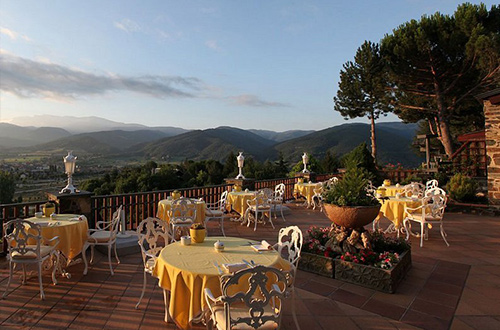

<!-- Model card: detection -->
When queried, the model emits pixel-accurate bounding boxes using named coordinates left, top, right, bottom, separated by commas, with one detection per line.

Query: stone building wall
left=484, top=97, right=500, bottom=204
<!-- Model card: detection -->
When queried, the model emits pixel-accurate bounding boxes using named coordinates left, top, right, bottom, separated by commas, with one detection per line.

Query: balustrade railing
left=379, top=169, right=423, bottom=183
left=1, top=175, right=332, bottom=255
left=91, top=184, right=232, bottom=230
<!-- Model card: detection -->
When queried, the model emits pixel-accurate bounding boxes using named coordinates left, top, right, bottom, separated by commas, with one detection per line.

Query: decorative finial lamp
left=60, top=151, right=78, bottom=194
left=302, top=152, right=309, bottom=173
left=236, top=152, right=246, bottom=179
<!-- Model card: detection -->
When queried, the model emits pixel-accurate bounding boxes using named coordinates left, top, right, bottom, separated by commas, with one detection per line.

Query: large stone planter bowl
left=323, top=204, right=381, bottom=228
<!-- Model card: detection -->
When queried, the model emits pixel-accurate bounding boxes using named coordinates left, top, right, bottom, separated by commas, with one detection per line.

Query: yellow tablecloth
left=379, top=197, right=421, bottom=228
left=26, top=214, right=89, bottom=260
left=294, top=183, right=317, bottom=205
left=227, top=191, right=256, bottom=215
left=377, top=185, right=405, bottom=197
left=157, top=199, right=205, bottom=224
left=153, top=236, right=289, bottom=330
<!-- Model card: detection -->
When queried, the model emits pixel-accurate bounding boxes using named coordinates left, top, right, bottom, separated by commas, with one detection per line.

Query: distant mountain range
left=0, top=115, right=422, bottom=166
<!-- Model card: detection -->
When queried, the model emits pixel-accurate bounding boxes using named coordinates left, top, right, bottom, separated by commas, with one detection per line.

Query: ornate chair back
left=324, top=177, right=338, bottom=189
left=168, top=197, right=196, bottom=224
left=137, top=217, right=171, bottom=261
left=425, top=179, right=439, bottom=191
left=259, top=188, right=274, bottom=201
left=274, top=183, right=285, bottom=200
left=423, top=192, right=447, bottom=220
left=276, top=226, right=303, bottom=270
left=218, top=190, right=229, bottom=211
left=365, top=180, right=377, bottom=197
left=403, top=182, right=424, bottom=198
left=425, top=187, right=447, bottom=198
left=4, top=219, right=43, bottom=259
left=220, top=265, right=286, bottom=329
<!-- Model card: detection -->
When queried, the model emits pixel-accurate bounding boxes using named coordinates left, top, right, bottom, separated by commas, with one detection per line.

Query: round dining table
left=226, top=190, right=256, bottom=216
left=26, top=214, right=89, bottom=261
left=153, top=236, right=289, bottom=330
left=294, top=182, right=317, bottom=206
left=379, top=197, right=421, bottom=229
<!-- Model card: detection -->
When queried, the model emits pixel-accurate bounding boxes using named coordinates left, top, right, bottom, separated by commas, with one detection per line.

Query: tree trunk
left=370, top=114, right=377, bottom=161
left=435, top=97, right=454, bottom=158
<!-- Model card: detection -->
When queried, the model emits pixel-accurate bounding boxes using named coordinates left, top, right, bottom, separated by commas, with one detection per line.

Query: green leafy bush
left=322, top=159, right=380, bottom=207
left=446, top=173, right=478, bottom=203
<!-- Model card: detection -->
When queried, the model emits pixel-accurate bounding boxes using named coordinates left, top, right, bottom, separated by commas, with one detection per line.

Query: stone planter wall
left=298, top=252, right=335, bottom=278
left=298, top=250, right=412, bottom=293
left=334, top=250, right=412, bottom=293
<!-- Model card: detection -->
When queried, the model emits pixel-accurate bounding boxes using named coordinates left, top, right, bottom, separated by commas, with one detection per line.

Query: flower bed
left=298, top=226, right=412, bottom=293
left=335, top=250, right=412, bottom=293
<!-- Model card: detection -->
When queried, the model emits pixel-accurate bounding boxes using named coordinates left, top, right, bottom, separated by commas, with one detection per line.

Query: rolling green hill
left=271, top=122, right=421, bottom=167
left=32, top=130, right=171, bottom=154
left=141, top=126, right=275, bottom=161
left=0, top=123, right=71, bottom=148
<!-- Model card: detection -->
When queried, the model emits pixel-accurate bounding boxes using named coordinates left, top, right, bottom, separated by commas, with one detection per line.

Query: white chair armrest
left=204, top=288, right=223, bottom=312
left=96, top=220, right=112, bottom=230
left=44, top=235, right=60, bottom=248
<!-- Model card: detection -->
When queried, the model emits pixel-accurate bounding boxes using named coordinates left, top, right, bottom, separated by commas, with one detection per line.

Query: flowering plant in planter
left=341, top=250, right=401, bottom=270
left=302, top=226, right=339, bottom=258
left=370, top=230, right=411, bottom=254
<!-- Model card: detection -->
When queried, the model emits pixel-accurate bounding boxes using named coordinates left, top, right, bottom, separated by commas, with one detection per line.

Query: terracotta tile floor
left=1, top=202, right=499, bottom=329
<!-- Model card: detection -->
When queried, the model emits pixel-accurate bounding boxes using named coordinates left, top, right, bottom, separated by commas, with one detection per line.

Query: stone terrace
left=1, top=203, right=499, bottom=330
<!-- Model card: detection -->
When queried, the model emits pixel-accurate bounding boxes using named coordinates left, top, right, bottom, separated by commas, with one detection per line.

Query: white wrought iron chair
left=244, top=191, right=274, bottom=231
left=269, top=183, right=286, bottom=221
left=83, top=205, right=123, bottom=275
left=403, top=182, right=424, bottom=198
left=3, top=219, right=60, bottom=300
left=365, top=180, right=377, bottom=197
left=325, top=177, right=339, bottom=189
left=311, top=182, right=324, bottom=211
left=425, top=186, right=446, bottom=198
left=168, top=197, right=197, bottom=240
left=135, top=217, right=172, bottom=309
left=259, top=188, right=274, bottom=202
left=204, top=265, right=287, bottom=330
left=273, top=226, right=303, bottom=330
left=425, top=179, right=439, bottom=191
left=403, top=189, right=449, bottom=247
left=204, top=191, right=229, bottom=237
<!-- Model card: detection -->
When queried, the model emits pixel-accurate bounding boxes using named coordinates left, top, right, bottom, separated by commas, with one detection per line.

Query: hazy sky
left=0, top=1, right=496, bottom=131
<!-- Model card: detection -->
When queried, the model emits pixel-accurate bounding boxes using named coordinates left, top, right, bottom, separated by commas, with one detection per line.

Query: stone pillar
left=224, top=178, right=255, bottom=190
left=46, top=190, right=94, bottom=219
left=480, top=89, right=500, bottom=204
left=296, top=172, right=316, bottom=182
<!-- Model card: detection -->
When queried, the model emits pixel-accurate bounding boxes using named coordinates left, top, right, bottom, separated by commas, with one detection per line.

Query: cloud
left=205, top=40, right=221, bottom=51
left=227, top=94, right=290, bottom=108
left=113, top=18, right=141, bottom=33
left=0, top=52, right=203, bottom=100
left=0, top=27, right=31, bottom=41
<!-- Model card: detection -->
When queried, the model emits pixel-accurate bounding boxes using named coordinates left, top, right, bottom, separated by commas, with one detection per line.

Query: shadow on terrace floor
left=1, top=202, right=499, bottom=329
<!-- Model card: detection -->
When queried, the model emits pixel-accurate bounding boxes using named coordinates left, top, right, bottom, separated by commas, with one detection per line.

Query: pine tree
left=334, top=41, right=393, bottom=161
left=381, top=3, right=500, bottom=158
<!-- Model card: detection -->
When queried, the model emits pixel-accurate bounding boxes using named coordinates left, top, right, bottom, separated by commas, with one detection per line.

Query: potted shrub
left=446, top=173, right=478, bottom=203
left=42, top=202, right=55, bottom=217
left=189, top=223, right=206, bottom=243
left=322, top=161, right=380, bottom=228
